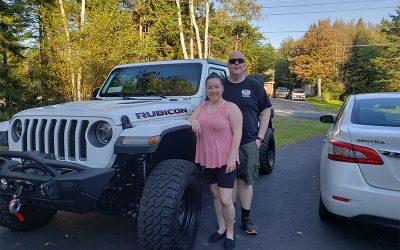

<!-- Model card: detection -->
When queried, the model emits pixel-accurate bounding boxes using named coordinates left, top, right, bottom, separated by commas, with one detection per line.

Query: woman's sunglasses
left=228, top=58, right=245, bottom=64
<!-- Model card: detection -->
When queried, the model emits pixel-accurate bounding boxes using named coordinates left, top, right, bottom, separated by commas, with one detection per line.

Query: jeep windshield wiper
left=116, top=93, right=137, bottom=100
left=143, top=91, right=167, bottom=99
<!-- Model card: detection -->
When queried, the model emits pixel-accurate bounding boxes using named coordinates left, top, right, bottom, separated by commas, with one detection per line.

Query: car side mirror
left=92, top=88, right=100, bottom=100
left=320, top=115, right=334, bottom=123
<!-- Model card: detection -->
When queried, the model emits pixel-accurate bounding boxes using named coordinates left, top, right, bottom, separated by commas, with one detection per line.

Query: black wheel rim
left=178, top=185, right=198, bottom=240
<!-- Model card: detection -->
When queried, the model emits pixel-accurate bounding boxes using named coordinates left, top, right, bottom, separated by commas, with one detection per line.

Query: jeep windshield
left=100, top=63, right=202, bottom=97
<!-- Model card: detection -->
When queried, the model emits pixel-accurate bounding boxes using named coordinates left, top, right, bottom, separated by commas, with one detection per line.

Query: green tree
left=274, top=38, right=297, bottom=88
left=373, top=7, right=400, bottom=91
left=290, top=19, right=338, bottom=98
left=343, top=20, right=387, bottom=94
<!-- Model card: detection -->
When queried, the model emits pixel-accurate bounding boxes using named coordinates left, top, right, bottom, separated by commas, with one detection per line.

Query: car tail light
left=328, top=139, right=384, bottom=165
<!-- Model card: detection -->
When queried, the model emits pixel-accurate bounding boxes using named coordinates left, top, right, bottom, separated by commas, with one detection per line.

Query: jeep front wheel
left=259, top=128, right=275, bottom=175
left=0, top=195, right=57, bottom=231
left=138, top=159, right=202, bottom=250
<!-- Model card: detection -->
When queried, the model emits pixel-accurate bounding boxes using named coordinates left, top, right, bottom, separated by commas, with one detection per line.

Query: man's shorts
left=204, top=165, right=237, bottom=188
left=237, top=140, right=260, bottom=185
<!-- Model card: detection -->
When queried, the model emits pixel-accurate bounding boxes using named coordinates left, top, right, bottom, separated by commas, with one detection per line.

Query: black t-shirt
left=222, top=77, right=272, bottom=145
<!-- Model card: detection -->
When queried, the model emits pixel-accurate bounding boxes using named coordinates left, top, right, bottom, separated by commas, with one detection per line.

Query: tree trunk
left=175, top=0, right=188, bottom=59
left=317, top=77, right=322, bottom=98
left=235, top=34, right=239, bottom=50
left=189, top=0, right=203, bottom=58
left=58, top=0, right=76, bottom=100
left=76, top=0, right=86, bottom=101
left=204, top=0, right=209, bottom=58
left=190, top=21, right=194, bottom=59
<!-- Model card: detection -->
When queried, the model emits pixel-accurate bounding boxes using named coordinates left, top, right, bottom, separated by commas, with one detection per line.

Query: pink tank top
left=195, top=101, right=239, bottom=168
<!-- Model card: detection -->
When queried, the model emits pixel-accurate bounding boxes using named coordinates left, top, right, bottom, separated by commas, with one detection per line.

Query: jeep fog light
left=95, top=122, right=113, bottom=145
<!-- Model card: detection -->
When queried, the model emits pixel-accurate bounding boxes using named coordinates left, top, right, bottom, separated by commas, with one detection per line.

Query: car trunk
left=349, top=125, right=400, bottom=191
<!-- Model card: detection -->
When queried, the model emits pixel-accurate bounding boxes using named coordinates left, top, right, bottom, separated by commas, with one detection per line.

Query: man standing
left=222, top=50, right=272, bottom=235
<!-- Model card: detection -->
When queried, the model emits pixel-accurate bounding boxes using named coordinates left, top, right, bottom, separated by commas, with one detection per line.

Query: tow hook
left=8, top=186, right=25, bottom=222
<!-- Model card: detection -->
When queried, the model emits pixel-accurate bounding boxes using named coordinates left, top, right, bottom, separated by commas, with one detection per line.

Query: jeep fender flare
left=114, top=119, right=196, bottom=161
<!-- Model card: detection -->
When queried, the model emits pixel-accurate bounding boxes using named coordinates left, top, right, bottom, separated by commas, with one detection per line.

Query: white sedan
left=319, top=92, right=400, bottom=228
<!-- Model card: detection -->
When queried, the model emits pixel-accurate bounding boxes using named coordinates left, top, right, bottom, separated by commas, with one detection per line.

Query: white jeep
left=0, top=59, right=275, bottom=249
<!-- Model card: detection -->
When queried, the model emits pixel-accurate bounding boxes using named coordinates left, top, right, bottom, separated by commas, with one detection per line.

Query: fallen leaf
left=44, top=242, right=52, bottom=246
left=297, top=231, right=303, bottom=235
left=65, top=234, right=70, bottom=239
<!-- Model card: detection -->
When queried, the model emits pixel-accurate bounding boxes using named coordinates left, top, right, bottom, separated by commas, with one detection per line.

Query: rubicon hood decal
left=136, top=108, right=188, bottom=119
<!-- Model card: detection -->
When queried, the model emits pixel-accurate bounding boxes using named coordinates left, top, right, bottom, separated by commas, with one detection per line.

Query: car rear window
left=351, top=98, right=400, bottom=127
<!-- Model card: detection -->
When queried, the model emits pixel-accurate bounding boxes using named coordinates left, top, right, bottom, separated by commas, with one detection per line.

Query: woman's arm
left=188, top=102, right=206, bottom=136
left=226, top=102, right=243, bottom=173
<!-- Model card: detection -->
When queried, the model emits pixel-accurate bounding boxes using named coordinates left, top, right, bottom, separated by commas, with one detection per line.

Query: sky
left=254, top=0, right=399, bottom=49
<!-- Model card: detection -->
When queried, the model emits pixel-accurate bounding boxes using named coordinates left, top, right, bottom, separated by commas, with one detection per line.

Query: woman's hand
left=191, top=119, right=201, bottom=136
left=225, top=157, right=236, bottom=174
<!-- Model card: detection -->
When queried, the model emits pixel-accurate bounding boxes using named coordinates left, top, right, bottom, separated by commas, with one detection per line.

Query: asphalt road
left=271, top=98, right=337, bottom=120
left=1, top=136, right=399, bottom=250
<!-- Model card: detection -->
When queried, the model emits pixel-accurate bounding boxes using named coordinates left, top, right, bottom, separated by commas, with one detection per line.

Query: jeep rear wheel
left=259, top=128, right=275, bottom=175
left=138, top=159, right=202, bottom=250
left=0, top=195, right=57, bottom=231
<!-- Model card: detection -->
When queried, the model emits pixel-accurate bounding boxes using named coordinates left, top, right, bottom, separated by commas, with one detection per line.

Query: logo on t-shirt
left=242, top=89, right=251, bottom=98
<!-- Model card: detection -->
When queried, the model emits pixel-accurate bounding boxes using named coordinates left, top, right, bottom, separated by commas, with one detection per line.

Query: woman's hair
left=205, top=73, right=223, bottom=85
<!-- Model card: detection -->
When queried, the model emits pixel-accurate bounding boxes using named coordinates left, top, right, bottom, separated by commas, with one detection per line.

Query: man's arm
left=256, top=107, right=271, bottom=148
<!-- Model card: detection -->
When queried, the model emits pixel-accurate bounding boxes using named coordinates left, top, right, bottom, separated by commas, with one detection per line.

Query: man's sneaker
left=240, top=218, right=258, bottom=235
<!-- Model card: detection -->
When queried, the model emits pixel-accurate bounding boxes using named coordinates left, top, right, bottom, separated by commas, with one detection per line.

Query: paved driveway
left=1, top=136, right=398, bottom=250
left=271, top=98, right=337, bottom=120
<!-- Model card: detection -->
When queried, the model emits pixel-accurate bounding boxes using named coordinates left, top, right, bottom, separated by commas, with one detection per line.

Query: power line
left=273, top=43, right=398, bottom=50
left=261, top=27, right=400, bottom=34
left=265, top=6, right=397, bottom=16
left=261, top=0, right=385, bottom=9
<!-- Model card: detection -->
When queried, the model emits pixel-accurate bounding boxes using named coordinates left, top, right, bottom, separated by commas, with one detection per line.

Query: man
left=222, top=50, right=272, bottom=235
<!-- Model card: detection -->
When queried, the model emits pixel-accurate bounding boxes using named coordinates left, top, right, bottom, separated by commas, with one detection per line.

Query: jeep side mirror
left=92, top=88, right=100, bottom=100
left=320, top=115, right=334, bottom=123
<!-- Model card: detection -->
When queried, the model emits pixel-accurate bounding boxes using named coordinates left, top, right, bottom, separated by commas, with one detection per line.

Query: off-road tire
left=0, top=195, right=57, bottom=231
left=259, top=128, right=275, bottom=175
left=319, top=196, right=334, bottom=221
left=138, top=159, right=202, bottom=250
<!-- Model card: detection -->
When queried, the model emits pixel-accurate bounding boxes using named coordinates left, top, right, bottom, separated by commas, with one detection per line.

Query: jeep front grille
left=21, top=118, right=89, bottom=161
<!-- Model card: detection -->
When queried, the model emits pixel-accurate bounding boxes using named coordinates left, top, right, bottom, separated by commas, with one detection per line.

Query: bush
left=0, top=112, right=6, bottom=122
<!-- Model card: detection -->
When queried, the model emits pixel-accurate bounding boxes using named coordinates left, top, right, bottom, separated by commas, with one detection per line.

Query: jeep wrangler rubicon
left=0, top=59, right=275, bottom=249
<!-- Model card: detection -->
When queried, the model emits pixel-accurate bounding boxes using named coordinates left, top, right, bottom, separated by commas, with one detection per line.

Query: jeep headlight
left=12, top=119, right=22, bottom=141
left=95, top=122, right=113, bottom=145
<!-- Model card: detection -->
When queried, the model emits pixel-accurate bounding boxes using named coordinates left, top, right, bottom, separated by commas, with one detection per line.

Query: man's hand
left=255, top=138, right=262, bottom=149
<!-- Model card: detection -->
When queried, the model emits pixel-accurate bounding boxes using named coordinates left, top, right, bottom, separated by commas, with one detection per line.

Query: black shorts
left=204, top=165, right=237, bottom=189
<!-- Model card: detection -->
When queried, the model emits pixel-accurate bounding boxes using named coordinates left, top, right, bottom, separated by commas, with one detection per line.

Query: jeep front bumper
left=0, top=151, right=115, bottom=214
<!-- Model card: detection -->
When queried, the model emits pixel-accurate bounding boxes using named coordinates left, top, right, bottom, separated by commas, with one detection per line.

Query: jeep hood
left=13, top=100, right=194, bottom=125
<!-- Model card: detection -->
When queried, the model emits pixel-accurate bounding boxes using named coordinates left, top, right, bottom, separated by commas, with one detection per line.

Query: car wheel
left=138, top=159, right=202, bottom=250
left=259, top=128, right=275, bottom=175
left=319, top=196, right=334, bottom=221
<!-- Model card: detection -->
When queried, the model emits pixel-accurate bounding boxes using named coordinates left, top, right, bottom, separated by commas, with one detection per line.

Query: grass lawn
left=273, top=117, right=330, bottom=148
left=307, top=97, right=343, bottom=112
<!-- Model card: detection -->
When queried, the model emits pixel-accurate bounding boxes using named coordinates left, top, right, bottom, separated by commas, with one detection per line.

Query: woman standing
left=189, top=74, right=242, bottom=250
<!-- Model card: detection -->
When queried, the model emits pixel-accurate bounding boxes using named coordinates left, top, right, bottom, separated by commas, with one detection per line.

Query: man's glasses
left=228, top=58, right=245, bottom=64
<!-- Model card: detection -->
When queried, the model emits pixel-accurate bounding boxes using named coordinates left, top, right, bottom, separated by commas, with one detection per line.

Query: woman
left=189, top=74, right=242, bottom=250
